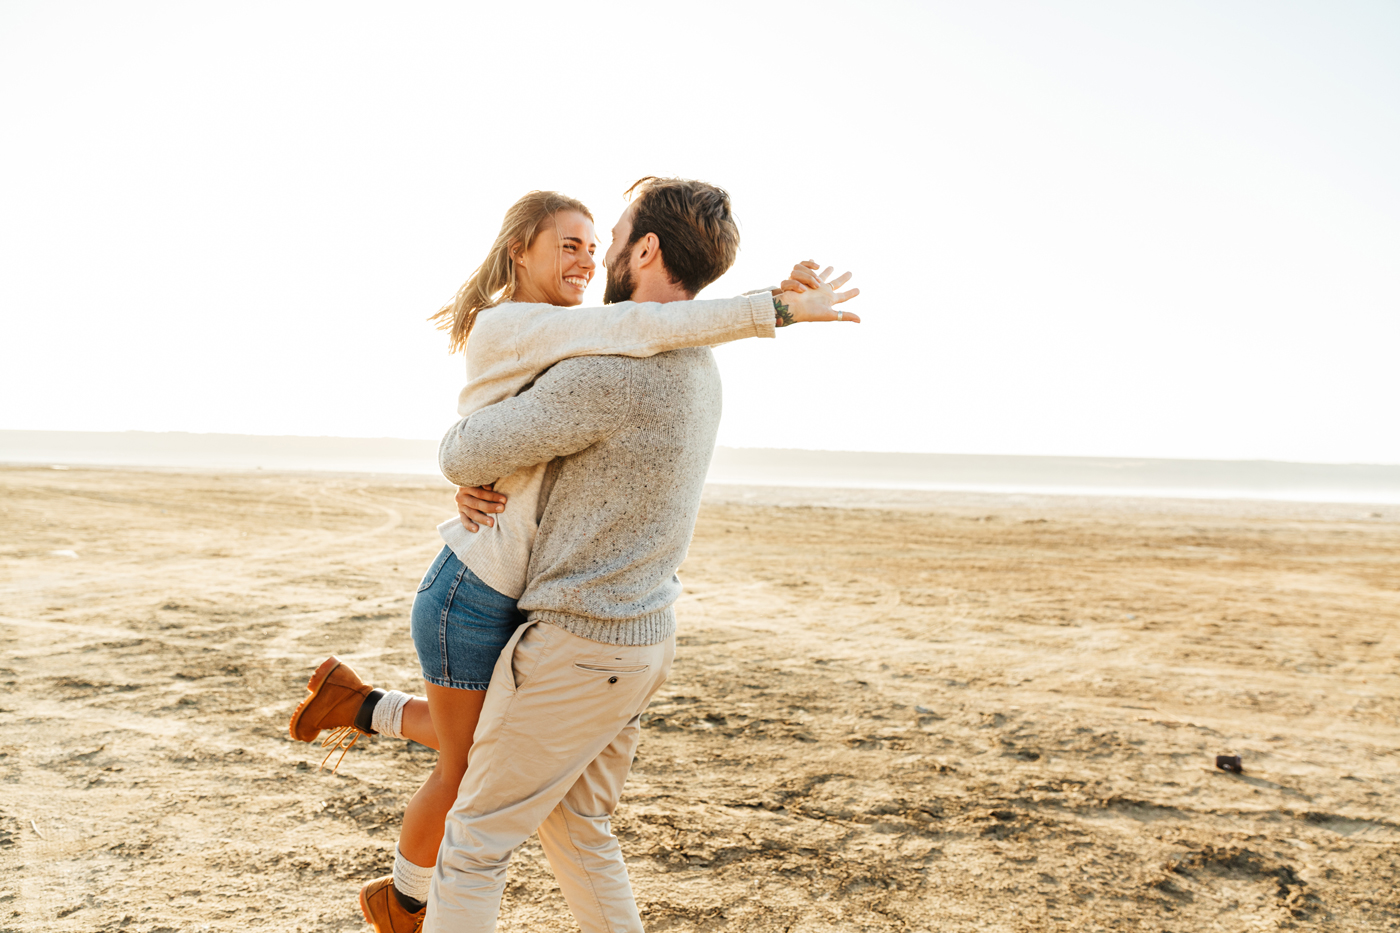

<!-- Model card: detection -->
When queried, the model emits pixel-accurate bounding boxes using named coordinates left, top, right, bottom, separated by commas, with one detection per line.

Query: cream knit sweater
left=435, top=293, right=776, bottom=598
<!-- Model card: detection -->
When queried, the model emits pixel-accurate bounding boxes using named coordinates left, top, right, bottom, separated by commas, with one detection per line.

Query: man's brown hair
left=623, top=177, right=740, bottom=296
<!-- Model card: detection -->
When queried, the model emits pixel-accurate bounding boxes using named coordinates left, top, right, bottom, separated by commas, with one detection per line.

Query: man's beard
left=602, top=250, right=636, bottom=304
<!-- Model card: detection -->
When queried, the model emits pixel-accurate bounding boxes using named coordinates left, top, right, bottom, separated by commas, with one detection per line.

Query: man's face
left=602, top=203, right=637, bottom=304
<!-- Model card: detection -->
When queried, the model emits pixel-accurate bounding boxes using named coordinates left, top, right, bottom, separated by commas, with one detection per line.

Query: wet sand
left=2, top=467, right=1398, bottom=931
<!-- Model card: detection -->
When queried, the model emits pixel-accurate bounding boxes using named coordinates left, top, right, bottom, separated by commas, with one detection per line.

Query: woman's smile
left=507, top=209, right=599, bottom=306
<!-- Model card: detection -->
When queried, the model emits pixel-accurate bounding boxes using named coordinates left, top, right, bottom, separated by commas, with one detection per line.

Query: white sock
left=393, top=845, right=433, bottom=904
left=370, top=690, right=412, bottom=739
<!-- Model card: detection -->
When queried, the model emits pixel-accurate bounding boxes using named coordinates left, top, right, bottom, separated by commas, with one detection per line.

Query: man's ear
left=632, top=232, right=663, bottom=270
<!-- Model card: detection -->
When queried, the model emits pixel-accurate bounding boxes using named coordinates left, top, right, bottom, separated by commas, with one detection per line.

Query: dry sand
left=1, top=466, right=1397, bottom=932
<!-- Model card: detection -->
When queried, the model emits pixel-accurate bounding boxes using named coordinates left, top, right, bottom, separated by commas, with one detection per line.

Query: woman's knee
left=429, top=750, right=473, bottom=791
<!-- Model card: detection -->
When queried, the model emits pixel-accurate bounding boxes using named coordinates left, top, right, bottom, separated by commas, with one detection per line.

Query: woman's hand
left=773, top=263, right=860, bottom=326
left=775, top=260, right=823, bottom=294
left=456, top=484, right=507, bottom=532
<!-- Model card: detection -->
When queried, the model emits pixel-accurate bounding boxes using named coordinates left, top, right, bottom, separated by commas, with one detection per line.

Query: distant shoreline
left=4, top=429, right=1400, bottom=506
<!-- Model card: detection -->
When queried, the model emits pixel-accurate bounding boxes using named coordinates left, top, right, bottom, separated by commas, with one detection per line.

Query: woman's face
left=513, top=210, right=598, bottom=306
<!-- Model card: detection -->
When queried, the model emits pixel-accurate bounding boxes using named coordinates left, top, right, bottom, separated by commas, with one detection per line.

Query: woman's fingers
left=778, top=278, right=808, bottom=293
left=790, top=266, right=823, bottom=289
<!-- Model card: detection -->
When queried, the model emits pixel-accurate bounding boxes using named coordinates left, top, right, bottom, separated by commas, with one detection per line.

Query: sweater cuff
left=742, top=292, right=777, bottom=339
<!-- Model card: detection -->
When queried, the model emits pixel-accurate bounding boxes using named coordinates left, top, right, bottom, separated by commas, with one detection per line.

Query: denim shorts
left=411, top=546, right=525, bottom=691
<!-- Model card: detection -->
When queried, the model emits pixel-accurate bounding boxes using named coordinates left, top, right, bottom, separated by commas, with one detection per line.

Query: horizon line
left=2, top=428, right=1398, bottom=470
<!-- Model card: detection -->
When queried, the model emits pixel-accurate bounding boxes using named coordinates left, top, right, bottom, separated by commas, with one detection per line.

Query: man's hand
left=456, top=484, right=507, bottom=533
left=772, top=261, right=860, bottom=326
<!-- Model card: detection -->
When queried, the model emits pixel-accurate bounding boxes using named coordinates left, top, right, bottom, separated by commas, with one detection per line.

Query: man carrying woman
left=289, top=176, right=860, bottom=932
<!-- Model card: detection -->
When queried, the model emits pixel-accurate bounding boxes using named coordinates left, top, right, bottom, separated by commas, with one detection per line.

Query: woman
left=287, top=185, right=858, bottom=931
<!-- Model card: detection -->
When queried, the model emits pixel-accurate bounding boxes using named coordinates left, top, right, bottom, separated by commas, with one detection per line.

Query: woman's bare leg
left=397, top=682, right=487, bottom=867
left=398, top=696, right=438, bottom=750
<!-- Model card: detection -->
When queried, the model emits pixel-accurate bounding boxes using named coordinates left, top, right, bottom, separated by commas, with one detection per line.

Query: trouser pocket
left=573, top=661, right=652, bottom=691
left=505, top=620, right=555, bottom=692
left=574, top=663, right=649, bottom=675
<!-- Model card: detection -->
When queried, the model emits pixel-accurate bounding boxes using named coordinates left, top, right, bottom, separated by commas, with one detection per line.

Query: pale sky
left=3, top=2, right=1397, bottom=464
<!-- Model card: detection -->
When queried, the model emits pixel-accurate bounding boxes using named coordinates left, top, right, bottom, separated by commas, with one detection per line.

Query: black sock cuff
left=393, top=886, right=427, bottom=914
left=354, top=688, right=385, bottom=735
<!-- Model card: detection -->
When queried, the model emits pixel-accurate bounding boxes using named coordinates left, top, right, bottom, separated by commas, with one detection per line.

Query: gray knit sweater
left=436, top=292, right=774, bottom=599
left=438, top=348, right=721, bottom=646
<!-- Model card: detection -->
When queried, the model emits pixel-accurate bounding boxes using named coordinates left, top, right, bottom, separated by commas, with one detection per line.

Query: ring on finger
left=837, top=309, right=844, bottom=321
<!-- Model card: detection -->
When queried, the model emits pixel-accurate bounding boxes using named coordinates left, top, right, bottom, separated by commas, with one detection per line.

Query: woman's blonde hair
left=430, top=190, right=593, bottom=353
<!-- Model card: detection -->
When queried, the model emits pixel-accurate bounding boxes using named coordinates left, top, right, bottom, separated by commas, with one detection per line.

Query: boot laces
left=318, top=724, right=367, bottom=774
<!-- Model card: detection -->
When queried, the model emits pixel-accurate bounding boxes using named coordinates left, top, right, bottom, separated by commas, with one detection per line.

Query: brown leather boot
left=288, top=656, right=372, bottom=743
left=360, top=875, right=425, bottom=933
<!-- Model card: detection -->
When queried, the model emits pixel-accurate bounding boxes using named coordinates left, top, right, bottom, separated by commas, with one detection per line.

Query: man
left=428, top=177, right=859, bottom=932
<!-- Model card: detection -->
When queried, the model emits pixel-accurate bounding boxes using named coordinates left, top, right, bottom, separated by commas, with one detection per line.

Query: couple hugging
left=287, top=177, right=861, bottom=933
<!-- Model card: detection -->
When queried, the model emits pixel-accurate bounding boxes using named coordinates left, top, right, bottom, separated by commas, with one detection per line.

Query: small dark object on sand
left=1215, top=755, right=1244, bottom=774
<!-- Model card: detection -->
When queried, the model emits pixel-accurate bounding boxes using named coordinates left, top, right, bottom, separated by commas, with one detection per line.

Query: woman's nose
left=578, top=251, right=596, bottom=270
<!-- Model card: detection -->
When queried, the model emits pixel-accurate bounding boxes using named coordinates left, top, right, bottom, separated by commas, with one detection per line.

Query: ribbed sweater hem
left=531, top=608, right=676, bottom=647
left=436, top=517, right=527, bottom=600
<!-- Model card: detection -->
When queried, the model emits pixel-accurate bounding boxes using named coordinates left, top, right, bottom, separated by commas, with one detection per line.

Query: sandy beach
left=2, top=466, right=1397, bottom=932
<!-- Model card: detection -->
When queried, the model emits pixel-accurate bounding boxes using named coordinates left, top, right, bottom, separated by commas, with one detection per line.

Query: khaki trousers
left=425, top=619, right=675, bottom=933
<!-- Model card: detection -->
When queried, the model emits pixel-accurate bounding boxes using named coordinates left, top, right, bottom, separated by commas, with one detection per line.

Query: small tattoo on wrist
left=774, top=297, right=794, bottom=328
